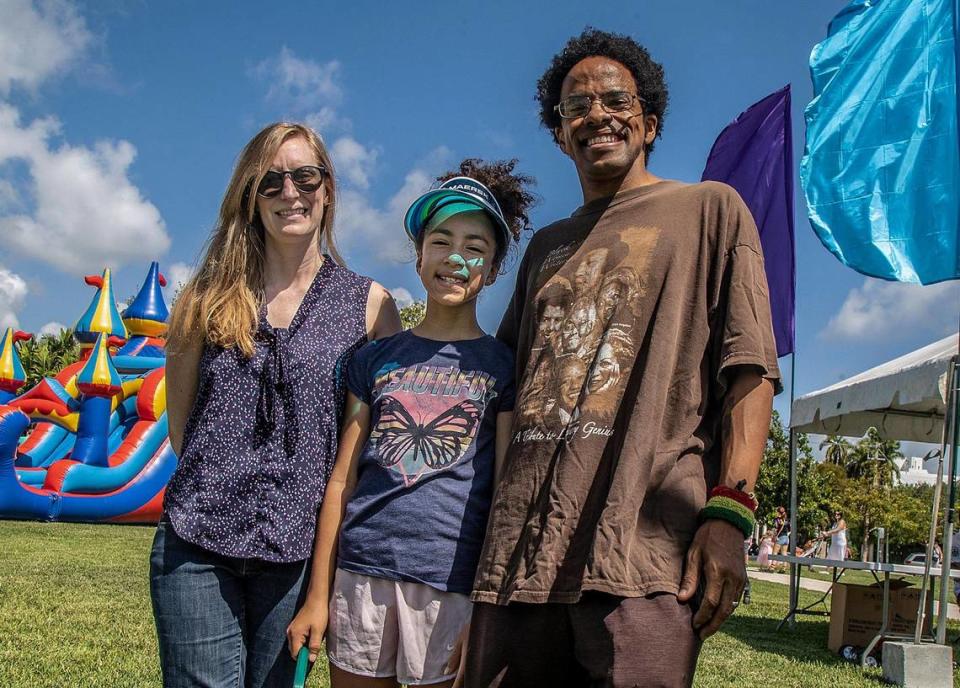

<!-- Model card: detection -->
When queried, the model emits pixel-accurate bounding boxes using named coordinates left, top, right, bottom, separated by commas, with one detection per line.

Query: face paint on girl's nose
left=448, top=253, right=470, bottom=279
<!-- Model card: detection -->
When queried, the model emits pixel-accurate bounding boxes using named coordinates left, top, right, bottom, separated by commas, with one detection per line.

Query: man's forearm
left=718, top=369, right=774, bottom=493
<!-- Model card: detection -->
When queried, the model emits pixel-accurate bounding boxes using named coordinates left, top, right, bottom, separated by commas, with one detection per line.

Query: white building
left=895, top=456, right=945, bottom=487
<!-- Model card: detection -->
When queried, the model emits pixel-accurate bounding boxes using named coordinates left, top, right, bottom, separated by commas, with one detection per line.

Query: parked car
left=904, top=552, right=941, bottom=566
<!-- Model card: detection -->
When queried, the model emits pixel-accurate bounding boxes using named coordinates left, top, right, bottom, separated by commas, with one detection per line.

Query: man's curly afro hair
left=536, top=27, right=669, bottom=158
left=430, top=158, right=538, bottom=271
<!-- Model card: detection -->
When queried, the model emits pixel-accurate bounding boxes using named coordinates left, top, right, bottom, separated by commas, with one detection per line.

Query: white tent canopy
left=791, top=334, right=959, bottom=442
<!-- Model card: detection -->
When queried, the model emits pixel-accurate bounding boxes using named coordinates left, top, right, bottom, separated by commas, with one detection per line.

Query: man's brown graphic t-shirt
left=472, top=180, right=781, bottom=605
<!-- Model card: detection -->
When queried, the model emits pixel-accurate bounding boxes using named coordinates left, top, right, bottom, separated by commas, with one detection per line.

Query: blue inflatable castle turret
left=72, top=333, right=123, bottom=467
left=116, top=262, right=169, bottom=364
left=73, top=269, right=128, bottom=352
left=122, top=261, right=169, bottom=338
left=0, top=328, right=31, bottom=403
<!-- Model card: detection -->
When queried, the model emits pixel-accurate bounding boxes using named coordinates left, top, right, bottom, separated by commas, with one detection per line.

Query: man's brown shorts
left=465, top=592, right=701, bottom=688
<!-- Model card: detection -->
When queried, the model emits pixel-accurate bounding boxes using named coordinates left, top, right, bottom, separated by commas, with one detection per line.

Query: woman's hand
left=445, top=621, right=470, bottom=688
left=286, top=597, right=328, bottom=663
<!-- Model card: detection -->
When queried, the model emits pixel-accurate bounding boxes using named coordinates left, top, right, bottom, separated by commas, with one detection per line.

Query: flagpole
left=938, top=0, right=960, bottom=644
left=784, top=84, right=800, bottom=628
left=787, top=351, right=799, bottom=628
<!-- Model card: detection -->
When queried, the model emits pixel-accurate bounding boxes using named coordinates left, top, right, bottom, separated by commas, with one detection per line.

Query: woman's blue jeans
left=149, top=522, right=308, bottom=687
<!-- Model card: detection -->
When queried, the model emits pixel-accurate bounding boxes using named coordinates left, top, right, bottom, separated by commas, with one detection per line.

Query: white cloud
left=304, top=107, right=346, bottom=137
left=331, top=136, right=380, bottom=190
left=252, top=48, right=342, bottom=113
left=389, top=287, right=414, bottom=309
left=0, top=179, right=20, bottom=212
left=0, top=265, right=28, bottom=329
left=336, top=165, right=437, bottom=264
left=39, top=320, right=66, bottom=336
left=0, top=0, right=91, bottom=95
left=0, top=104, right=170, bottom=274
left=249, top=50, right=450, bottom=265
left=162, top=261, right=195, bottom=303
left=821, top=278, right=960, bottom=342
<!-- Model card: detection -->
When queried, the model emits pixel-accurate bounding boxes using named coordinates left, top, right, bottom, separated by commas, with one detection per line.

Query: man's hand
left=677, top=518, right=747, bottom=640
left=286, top=597, right=328, bottom=663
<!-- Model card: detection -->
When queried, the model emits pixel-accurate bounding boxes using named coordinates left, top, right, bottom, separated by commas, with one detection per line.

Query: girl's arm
left=287, top=392, right=370, bottom=662
left=165, top=329, right=203, bottom=457
left=366, top=282, right=402, bottom=340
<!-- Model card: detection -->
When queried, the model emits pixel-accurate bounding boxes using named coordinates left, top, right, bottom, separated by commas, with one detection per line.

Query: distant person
left=465, top=28, right=780, bottom=688
left=824, top=510, right=848, bottom=561
left=742, top=538, right=752, bottom=605
left=757, top=532, right=774, bottom=570
left=772, top=505, right=790, bottom=572
left=152, top=122, right=401, bottom=687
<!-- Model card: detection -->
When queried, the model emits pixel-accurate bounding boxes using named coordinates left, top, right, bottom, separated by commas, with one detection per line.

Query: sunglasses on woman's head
left=257, top=165, right=326, bottom=198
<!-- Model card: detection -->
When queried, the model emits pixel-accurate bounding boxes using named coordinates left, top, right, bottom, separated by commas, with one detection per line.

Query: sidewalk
left=748, top=568, right=960, bottom=621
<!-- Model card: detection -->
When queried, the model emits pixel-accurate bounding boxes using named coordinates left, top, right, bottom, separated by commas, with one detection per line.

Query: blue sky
left=0, top=0, right=957, bottom=438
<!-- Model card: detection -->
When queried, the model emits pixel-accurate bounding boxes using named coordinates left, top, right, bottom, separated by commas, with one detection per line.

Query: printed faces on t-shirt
left=367, top=362, right=498, bottom=487
left=514, top=225, right=659, bottom=444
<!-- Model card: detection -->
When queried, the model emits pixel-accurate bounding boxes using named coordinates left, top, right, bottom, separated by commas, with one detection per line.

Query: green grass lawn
left=1, top=521, right=956, bottom=687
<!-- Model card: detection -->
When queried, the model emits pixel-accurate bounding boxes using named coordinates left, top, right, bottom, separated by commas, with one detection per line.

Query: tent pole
left=788, top=352, right=799, bottom=627
left=915, top=368, right=951, bottom=643
left=937, top=358, right=959, bottom=644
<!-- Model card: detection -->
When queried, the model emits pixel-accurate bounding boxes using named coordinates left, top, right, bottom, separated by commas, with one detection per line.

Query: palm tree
left=845, top=427, right=902, bottom=488
left=820, top=435, right=853, bottom=467
left=18, top=329, right=81, bottom=391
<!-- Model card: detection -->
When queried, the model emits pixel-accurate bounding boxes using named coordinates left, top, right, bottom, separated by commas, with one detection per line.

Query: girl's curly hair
left=434, top=158, right=538, bottom=270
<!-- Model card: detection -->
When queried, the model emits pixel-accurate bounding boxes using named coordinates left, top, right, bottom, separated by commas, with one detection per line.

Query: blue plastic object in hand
left=292, top=646, right=309, bottom=688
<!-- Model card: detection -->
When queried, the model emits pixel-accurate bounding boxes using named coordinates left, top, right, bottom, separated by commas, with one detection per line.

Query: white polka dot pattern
left=164, top=257, right=371, bottom=562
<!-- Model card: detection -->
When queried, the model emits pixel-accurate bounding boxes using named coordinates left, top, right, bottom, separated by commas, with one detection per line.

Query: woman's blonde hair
left=169, top=122, right=340, bottom=358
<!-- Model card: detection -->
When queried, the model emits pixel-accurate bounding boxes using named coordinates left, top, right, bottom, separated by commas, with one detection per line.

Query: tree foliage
left=844, top=426, right=902, bottom=487
left=755, top=411, right=826, bottom=542
left=399, top=301, right=426, bottom=330
left=756, top=417, right=937, bottom=562
left=17, top=329, right=81, bottom=390
left=819, top=435, right=853, bottom=467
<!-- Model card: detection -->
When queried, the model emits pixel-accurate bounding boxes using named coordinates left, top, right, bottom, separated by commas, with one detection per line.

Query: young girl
left=287, top=159, right=536, bottom=687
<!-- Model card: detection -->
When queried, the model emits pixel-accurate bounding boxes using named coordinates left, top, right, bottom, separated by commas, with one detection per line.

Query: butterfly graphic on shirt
left=370, top=395, right=482, bottom=486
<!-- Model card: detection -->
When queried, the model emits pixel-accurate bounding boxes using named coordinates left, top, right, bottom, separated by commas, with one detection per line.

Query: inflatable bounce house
left=0, top=262, right=175, bottom=524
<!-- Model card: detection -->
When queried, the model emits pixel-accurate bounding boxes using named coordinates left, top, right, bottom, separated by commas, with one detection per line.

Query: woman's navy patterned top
left=164, top=257, right=371, bottom=562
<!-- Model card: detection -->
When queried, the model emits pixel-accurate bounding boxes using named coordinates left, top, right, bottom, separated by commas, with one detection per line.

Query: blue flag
left=801, top=0, right=960, bottom=284
left=702, top=86, right=795, bottom=357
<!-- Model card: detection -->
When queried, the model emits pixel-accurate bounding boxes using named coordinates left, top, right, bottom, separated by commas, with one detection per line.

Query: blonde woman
left=150, top=122, right=401, bottom=687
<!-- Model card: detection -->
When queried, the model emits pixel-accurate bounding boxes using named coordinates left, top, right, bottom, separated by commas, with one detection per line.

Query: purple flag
left=702, top=85, right=795, bottom=357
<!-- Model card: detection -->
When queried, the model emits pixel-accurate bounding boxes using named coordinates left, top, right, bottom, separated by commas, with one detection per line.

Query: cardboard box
left=828, top=580, right=934, bottom=652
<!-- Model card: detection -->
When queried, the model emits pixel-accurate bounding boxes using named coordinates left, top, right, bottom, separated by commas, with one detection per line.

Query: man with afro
left=467, top=28, right=781, bottom=687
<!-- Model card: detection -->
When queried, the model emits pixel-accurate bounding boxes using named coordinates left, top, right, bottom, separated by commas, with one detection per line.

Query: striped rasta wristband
left=700, top=485, right=757, bottom=538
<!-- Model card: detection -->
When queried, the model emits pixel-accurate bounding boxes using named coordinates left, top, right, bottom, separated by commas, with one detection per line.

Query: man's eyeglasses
left=554, top=91, right=644, bottom=119
left=257, top=165, right=326, bottom=198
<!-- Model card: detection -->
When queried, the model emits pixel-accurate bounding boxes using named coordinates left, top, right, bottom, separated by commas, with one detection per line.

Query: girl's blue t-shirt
left=338, top=330, right=515, bottom=594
